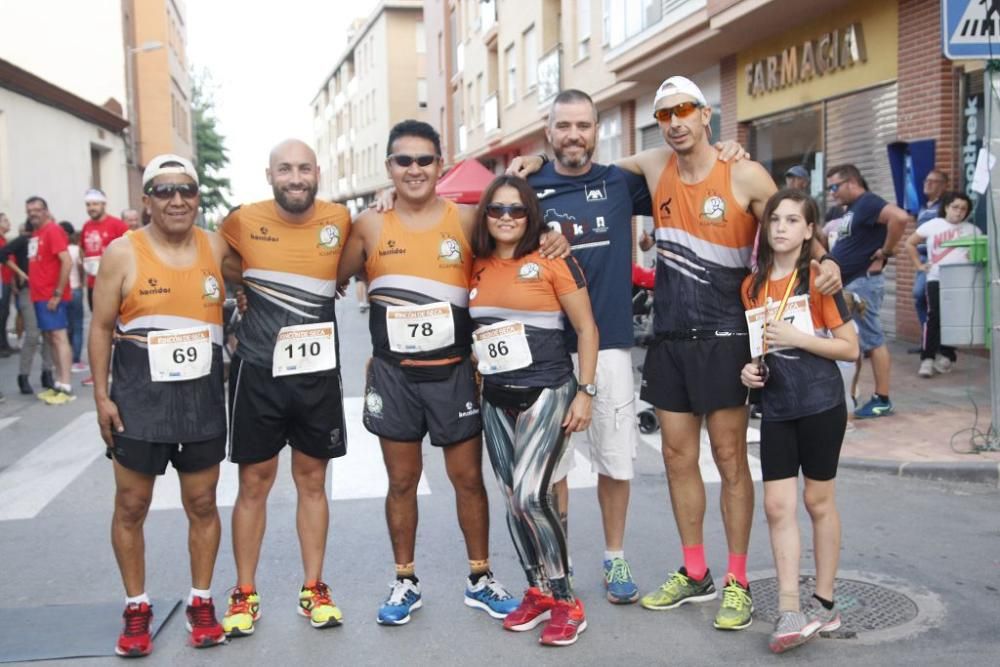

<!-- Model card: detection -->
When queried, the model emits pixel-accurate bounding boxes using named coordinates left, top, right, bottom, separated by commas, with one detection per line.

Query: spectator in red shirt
left=26, top=196, right=74, bottom=404
left=81, top=188, right=128, bottom=309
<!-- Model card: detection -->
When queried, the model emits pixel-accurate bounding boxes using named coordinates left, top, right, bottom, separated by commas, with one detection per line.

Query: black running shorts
left=110, top=433, right=226, bottom=476
left=228, top=355, right=347, bottom=464
left=640, top=336, right=750, bottom=415
left=362, top=356, right=482, bottom=446
left=759, top=402, right=846, bottom=482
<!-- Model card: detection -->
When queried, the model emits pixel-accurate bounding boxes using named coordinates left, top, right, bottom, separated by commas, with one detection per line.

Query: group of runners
left=94, top=75, right=856, bottom=657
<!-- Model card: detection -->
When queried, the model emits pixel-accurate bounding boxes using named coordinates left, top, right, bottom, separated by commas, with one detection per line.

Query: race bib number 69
left=147, top=325, right=212, bottom=382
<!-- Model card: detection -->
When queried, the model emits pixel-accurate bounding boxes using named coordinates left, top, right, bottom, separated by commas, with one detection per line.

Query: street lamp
left=124, top=40, right=164, bottom=168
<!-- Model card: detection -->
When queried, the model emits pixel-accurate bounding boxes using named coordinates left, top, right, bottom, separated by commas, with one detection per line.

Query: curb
left=840, top=457, right=1000, bottom=486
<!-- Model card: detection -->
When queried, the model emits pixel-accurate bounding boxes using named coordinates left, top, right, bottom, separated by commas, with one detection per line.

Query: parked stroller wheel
left=638, top=409, right=659, bottom=434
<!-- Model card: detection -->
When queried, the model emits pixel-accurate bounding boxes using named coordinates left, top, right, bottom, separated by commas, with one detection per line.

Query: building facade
left=421, top=0, right=975, bottom=343
left=311, top=0, right=427, bottom=214
left=0, top=59, right=129, bottom=223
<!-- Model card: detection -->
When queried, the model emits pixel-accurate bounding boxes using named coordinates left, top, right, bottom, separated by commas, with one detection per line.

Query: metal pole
left=986, top=67, right=1000, bottom=449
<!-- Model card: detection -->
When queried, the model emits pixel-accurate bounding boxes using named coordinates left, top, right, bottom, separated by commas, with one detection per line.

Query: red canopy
left=435, top=159, right=496, bottom=204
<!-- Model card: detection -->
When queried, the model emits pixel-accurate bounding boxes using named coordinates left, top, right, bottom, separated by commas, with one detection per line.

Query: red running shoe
left=115, top=601, right=153, bottom=657
left=502, top=587, right=555, bottom=632
left=539, top=598, right=587, bottom=646
left=186, top=596, right=226, bottom=648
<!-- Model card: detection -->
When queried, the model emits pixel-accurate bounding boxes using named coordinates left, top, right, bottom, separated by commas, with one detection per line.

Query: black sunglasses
left=145, top=182, right=199, bottom=200
left=485, top=203, right=529, bottom=219
left=387, top=153, right=438, bottom=168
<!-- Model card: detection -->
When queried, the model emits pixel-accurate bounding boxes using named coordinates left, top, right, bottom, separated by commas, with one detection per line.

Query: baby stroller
left=631, top=264, right=659, bottom=434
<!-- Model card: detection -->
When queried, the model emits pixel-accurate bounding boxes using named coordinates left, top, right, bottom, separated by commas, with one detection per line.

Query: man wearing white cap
left=80, top=188, right=128, bottom=383
left=609, top=76, right=841, bottom=630
left=89, top=154, right=231, bottom=656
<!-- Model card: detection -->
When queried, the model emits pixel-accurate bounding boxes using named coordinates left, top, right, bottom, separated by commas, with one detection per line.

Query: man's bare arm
left=88, top=240, right=130, bottom=445
left=336, top=210, right=372, bottom=287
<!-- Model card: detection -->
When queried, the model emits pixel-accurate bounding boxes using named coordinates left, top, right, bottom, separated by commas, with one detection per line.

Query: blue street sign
left=943, top=0, right=1000, bottom=59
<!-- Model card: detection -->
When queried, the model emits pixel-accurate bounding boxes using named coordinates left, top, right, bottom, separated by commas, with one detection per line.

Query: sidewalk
left=837, top=338, right=1000, bottom=485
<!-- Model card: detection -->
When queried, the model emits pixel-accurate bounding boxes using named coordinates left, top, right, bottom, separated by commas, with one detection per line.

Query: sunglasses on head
left=387, top=153, right=438, bottom=168
left=145, top=182, right=199, bottom=200
left=485, top=203, right=529, bottom=219
left=653, top=101, right=702, bottom=122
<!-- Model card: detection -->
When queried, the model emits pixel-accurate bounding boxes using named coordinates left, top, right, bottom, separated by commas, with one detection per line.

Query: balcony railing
left=537, top=45, right=561, bottom=105
left=483, top=93, right=499, bottom=134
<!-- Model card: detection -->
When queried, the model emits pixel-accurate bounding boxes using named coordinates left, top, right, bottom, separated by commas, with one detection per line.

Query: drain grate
left=751, top=576, right=920, bottom=638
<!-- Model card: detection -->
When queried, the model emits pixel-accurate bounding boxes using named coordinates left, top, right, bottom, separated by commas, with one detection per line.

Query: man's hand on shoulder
left=713, top=141, right=750, bottom=162
left=506, top=154, right=545, bottom=178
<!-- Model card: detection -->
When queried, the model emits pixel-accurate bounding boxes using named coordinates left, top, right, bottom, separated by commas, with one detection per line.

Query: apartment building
left=423, top=0, right=980, bottom=343
left=311, top=0, right=427, bottom=213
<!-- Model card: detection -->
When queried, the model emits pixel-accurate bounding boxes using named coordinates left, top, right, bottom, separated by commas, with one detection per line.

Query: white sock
left=126, top=592, right=150, bottom=606
left=188, top=587, right=211, bottom=604
left=55, top=382, right=72, bottom=393
left=605, top=550, right=625, bottom=562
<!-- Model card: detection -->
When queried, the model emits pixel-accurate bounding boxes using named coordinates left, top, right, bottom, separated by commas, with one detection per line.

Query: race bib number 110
left=272, top=322, right=337, bottom=377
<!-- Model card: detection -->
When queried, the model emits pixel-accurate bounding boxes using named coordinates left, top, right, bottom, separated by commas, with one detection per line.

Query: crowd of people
left=0, top=74, right=985, bottom=659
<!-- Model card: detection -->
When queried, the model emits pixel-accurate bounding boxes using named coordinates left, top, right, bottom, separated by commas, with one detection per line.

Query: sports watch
left=578, top=383, right=597, bottom=397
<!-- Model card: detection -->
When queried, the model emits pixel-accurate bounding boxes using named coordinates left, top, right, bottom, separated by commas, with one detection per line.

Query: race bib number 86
left=473, top=321, right=532, bottom=375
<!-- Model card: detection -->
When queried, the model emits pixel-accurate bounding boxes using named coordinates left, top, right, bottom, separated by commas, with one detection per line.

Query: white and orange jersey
left=222, top=199, right=350, bottom=368
left=653, top=154, right=757, bottom=333
left=470, top=251, right=586, bottom=387
left=365, top=201, right=473, bottom=362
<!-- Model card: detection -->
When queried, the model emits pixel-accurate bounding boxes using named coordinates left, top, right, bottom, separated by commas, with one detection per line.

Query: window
left=607, top=0, right=668, bottom=48
left=523, top=27, right=537, bottom=91
left=598, top=107, right=622, bottom=162
left=602, top=0, right=610, bottom=45
left=417, top=79, right=428, bottom=108
left=467, top=81, right=475, bottom=124
left=476, top=73, right=484, bottom=122
left=577, top=0, right=591, bottom=60
left=505, top=43, right=516, bottom=104
left=416, top=22, right=426, bottom=53
left=90, top=146, right=103, bottom=189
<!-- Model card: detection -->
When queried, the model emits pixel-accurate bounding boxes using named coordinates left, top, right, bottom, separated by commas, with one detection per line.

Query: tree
left=192, top=70, right=232, bottom=222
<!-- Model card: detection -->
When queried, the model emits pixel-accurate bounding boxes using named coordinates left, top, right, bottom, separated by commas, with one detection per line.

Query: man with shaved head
left=220, top=138, right=352, bottom=636
left=121, top=209, right=142, bottom=231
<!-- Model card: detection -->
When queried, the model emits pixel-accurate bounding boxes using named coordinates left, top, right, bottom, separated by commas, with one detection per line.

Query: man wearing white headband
left=621, top=75, right=841, bottom=631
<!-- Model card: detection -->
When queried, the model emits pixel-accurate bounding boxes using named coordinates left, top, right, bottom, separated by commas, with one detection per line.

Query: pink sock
left=682, top=545, right=707, bottom=581
left=728, top=553, right=748, bottom=588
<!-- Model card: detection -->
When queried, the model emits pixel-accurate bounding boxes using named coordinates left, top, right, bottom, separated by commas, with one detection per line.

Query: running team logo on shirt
left=438, top=235, right=463, bottom=264
left=700, top=191, right=727, bottom=223
left=139, top=277, right=171, bottom=296
left=839, top=211, right=854, bottom=238
left=365, top=390, right=384, bottom=417
left=202, top=273, right=222, bottom=304
left=585, top=182, right=607, bottom=202
left=517, top=262, right=541, bottom=281
left=469, top=287, right=479, bottom=301
left=318, top=224, right=341, bottom=250
left=251, top=225, right=280, bottom=242
left=84, top=231, right=104, bottom=253
left=27, top=238, right=39, bottom=259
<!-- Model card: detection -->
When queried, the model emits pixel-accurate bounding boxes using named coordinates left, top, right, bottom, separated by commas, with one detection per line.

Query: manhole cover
left=751, top=576, right=919, bottom=638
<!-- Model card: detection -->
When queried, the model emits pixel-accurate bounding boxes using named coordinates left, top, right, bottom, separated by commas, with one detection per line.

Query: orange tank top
left=651, top=154, right=757, bottom=332
left=364, top=200, right=473, bottom=363
left=117, top=227, right=224, bottom=342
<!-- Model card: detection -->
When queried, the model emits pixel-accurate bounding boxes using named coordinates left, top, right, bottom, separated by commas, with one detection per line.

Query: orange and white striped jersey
left=653, top=154, right=757, bottom=333
left=222, top=199, right=350, bottom=369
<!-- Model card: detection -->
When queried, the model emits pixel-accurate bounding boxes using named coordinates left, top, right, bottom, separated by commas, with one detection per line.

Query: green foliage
left=192, top=70, right=232, bottom=219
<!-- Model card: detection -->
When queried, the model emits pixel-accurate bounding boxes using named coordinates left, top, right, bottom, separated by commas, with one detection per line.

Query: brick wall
left=895, top=0, right=961, bottom=342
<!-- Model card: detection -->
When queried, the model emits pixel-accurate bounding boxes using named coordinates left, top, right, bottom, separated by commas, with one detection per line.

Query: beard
left=273, top=182, right=318, bottom=214
left=553, top=142, right=594, bottom=170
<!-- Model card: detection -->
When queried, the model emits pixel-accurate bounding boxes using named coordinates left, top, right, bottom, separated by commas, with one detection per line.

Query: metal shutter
left=824, top=82, right=899, bottom=336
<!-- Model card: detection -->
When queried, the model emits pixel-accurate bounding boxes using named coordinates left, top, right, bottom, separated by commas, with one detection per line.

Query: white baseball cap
left=142, top=154, right=199, bottom=190
left=653, top=76, right=708, bottom=109
left=83, top=188, right=107, bottom=203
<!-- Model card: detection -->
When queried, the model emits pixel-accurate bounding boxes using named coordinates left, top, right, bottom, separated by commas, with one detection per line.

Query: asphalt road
left=0, top=288, right=998, bottom=666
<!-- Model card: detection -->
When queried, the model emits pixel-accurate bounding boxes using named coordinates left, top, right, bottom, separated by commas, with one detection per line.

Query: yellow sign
left=736, top=0, right=897, bottom=121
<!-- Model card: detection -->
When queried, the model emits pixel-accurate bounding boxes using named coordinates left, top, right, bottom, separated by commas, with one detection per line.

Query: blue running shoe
left=464, top=573, right=519, bottom=619
left=854, top=394, right=894, bottom=419
left=377, top=578, right=422, bottom=625
left=604, top=557, right=639, bottom=604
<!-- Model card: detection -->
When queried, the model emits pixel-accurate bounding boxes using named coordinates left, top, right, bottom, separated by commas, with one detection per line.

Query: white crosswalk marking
left=0, top=413, right=104, bottom=521
left=148, top=397, right=431, bottom=511
left=329, top=397, right=431, bottom=500
left=0, top=417, right=19, bottom=432
left=638, top=427, right=763, bottom=482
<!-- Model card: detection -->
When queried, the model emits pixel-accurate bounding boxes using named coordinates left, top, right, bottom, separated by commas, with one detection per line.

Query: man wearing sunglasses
left=825, top=164, right=909, bottom=419
left=89, top=154, right=231, bottom=656
left=220, top=139, right=351, bottom=636
left=339, top=119, right=570, bottom=626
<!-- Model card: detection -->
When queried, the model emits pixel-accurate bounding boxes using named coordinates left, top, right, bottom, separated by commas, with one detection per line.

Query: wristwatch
left=578, top=383, right=597, bottom=397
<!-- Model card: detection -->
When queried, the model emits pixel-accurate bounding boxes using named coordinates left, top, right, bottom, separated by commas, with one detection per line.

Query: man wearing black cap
left=784, top=166, right=810, bottom=192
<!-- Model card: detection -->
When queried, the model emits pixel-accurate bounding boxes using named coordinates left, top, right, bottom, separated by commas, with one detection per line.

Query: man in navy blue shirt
left=912, top=170, right=949, bottom=327
left=827, top=164, right=910, bottom=417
